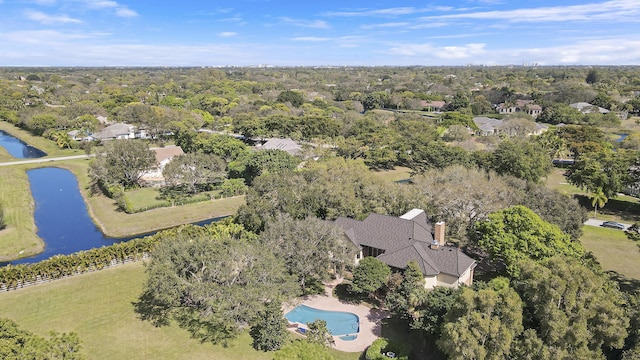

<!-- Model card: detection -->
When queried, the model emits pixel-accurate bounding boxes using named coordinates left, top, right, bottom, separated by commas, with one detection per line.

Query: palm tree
left=590, top=189, right=608, bottom=218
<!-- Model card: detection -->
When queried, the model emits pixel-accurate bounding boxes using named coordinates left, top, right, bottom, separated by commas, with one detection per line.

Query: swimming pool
left=285, top=305, right=360, bottom=338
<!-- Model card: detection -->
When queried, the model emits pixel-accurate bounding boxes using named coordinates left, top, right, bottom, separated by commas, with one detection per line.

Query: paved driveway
left=584, top=218, right=632, bottom=230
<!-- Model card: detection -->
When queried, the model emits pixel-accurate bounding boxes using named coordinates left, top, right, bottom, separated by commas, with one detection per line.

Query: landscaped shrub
left=365, top=338, right=410, bottom=360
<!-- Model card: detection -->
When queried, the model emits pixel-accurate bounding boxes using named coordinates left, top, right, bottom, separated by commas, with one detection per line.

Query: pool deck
left=284, top=277, right=389, bottom=353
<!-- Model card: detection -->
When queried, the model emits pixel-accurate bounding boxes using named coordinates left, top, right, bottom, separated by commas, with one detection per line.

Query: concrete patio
left=283, top=277, right=389, bottom=353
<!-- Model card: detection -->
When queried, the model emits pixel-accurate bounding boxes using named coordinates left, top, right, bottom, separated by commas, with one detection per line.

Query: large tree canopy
left=474, top=205, right=585, bottom=277
left=515, top=256, right=629, bottom=358
left=89, top=140, right=156, bottom=189
left=568, top=148, right=637, bottom=198
left=437, top=278, right=524, bottom=360
left=162, top=153, right=227, bottom=194
left=490, top=138, right=551, bottom=183
left=259, top=215, right=356, bottom=291
left=137, top=223, right=297, bottom=343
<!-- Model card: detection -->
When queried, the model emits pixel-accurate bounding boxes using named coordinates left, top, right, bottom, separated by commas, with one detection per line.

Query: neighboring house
left=421, top=100, right=446, bottom=112
left=256, top=137, right=302, bottom=155
left=138, top=146, right=185, bottom=187
left=496, top=99, right=542, bottom=118
left=569, top=102, right=610, bottom=114
left=334, top=209, right=476, bottom=289
left=67, top=130, right=91, bottom=141
left=473, top=117, right=504, bottom=136
left=473, top=117, right=548, bottom=137
left=91, top=123, right=142, bottom=141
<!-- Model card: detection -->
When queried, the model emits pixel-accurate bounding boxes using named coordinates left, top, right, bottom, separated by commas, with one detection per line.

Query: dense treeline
left=2, top=66, right=640, bottom=358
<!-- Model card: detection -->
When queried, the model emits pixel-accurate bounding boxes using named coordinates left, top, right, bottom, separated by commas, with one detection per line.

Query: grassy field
left=370, top=166, right=412, bottom=182
left=0, top=166, right=43, bottom=260
left=545, top=167, right=640, bottom=223
left=580, top=225, right=640, bottom=280
left=0, top=262, right=359, bottom=360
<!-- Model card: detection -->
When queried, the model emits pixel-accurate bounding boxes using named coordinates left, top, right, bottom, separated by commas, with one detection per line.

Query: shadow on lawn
left=575, top=194, right=640, bottom=223
left=607, top=271, right=640, bottom=294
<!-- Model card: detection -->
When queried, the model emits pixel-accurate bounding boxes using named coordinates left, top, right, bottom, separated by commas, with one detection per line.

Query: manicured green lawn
left=370, top=166, right=412, bottom=182
left=0, top=262, right=359, bottom=360
left=124, top=187, right=222, bottom=213
left=0, top=165, right=43, bottom=260
left=580, top=225, right=640, bottom=280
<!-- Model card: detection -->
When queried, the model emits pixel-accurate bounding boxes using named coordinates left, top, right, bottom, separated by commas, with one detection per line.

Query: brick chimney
left=435, top=221, right=445, bottom=246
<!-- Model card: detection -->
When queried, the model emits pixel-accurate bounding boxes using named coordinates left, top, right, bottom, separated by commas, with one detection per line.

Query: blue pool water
left=285, top=305, right=359, bottom=338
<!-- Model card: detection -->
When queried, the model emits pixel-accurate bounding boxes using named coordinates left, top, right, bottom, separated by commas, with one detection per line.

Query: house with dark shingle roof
left=334, top=209, right=476, bottom=289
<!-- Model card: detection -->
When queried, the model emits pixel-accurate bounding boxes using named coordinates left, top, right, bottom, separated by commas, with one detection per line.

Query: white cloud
left=31, top=0, right=57, bottom=5
left=422, top=0, right=640, bottom=23
left=74, top=0, right=138, bottom=17
left=0, top=30, right=103, bottom=44
left=390, top=42, right=486, bottom=59
left=277, top=17, right=329, bottom=29
left=360, top=22, right=410, bottom=30
left=290, top=37, right=331, bottom=42
left=324, top=6, right=452, bottom=17
left=384, top=37, right=640, bottom=65
left=217, top=32, right=237, bottom=37
left=114, top=7, right=137, bottom=17
left=24, top=9, right=82, bottom=24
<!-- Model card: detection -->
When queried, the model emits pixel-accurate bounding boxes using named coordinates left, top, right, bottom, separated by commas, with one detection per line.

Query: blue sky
left=1, top=0, right=639, bottom=66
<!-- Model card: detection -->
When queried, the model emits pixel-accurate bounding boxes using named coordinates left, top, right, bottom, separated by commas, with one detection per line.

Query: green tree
left=586, top=68, right=601, bottom=84
left=443, top=124, right=470, bottom=143
left=162, top=153, right=227, bottom=194
left=408, top=141, right=470, bottom=174
left=89, top=140, right=156, bottom=189
left=137, top=224, right=297, bottom=343
left=568, top=149, right=636, bottom=198
left=474, top=205, right=585, bottom=277
left=220, top=178, right=247, bottom=197
left=515, top=256, right=629, bottom=358
left=276, top=90, right=304, bottom=107
left=192, top=133, right=249, bottom=162
left=27, top=113, right=62, bottom=136
left=306, top=319, right=331, bottom=346
left=437, top=278, right=524, bottom=360
left=259, top=215, right=355, bottom=292
left=350, top=257, right=391, bottom=300
left=273, top=340, right=333, bottom=360
left=590, top=188, right=608, bottom=218
left=250, top=300, right=288, bottom=351
left=0, top=318, right=84, bottom=359
left=236, top=149, right=301, bottom=185
left=521, top=183, right=587, bottom=240
left=490, top=138, right=551, bottom=183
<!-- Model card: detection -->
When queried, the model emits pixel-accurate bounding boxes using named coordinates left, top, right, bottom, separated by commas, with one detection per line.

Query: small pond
left=616, top=134, right=629, bottom=143
left=2, top=167, right=222, bottom=265
left=0, top=130, right=47, bottom=158
left=285, top=304, right=359, bottom=339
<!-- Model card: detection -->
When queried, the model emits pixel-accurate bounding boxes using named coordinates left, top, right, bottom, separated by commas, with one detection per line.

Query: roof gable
left=334, top=210, right=476, bottom=277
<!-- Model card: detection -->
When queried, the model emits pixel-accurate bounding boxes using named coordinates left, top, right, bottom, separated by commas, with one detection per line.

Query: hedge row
left=0, top=235, right=158, bottom=291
